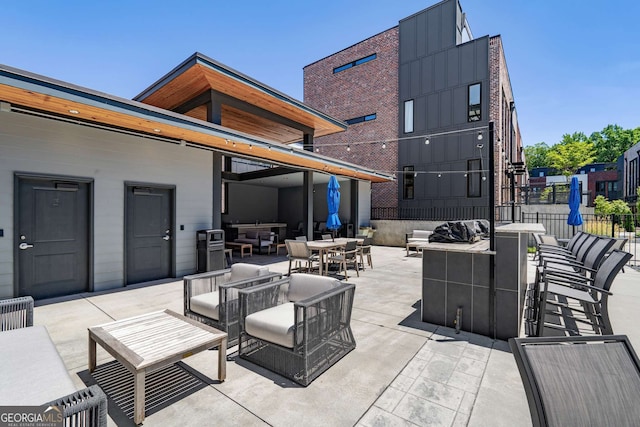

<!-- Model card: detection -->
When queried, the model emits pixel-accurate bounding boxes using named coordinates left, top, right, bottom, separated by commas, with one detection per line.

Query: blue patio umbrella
left=326, top=176, right=342, bottom=238
left=567, top=176, right=583, bottom=226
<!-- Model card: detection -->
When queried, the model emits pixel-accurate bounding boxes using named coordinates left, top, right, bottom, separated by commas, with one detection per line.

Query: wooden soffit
left=0, top=65, right=392, bottom=184
left=134, top=53, right=346, bottom=144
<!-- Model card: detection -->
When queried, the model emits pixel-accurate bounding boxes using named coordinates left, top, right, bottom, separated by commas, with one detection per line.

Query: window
left=345, top=113, right=376, bottom=125
left=468, top=83, right=481, bottom=122
left=404, top=100, right=414, bottom=133
left=403, top=166, right=415, bottom=200
left=333, top=53, right=377, bottom=74
left=538, top=172, right=544, bottom=177
left=467, top=159, right=482, bottom=197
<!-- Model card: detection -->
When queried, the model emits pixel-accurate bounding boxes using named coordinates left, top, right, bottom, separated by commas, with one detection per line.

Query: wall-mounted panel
left=440, top=90, right=452, bottom=127
left=400, top=19, right=417, bottom=63
left=447, top=49, right=459, bottom=88
left=426, top=93, right=439, bottom=131
left=421, top=56, right=434, bottom=95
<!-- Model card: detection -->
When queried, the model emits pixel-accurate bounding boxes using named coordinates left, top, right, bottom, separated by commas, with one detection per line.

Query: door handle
left=19, top=243, right=34, bottom=250
left=162, top=236, right=170, bottom=241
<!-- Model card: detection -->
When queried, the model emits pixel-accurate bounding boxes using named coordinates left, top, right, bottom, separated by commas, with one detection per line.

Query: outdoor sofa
left=405, top=229, right=433, bottom=255
left=0, top=296, right=107, bottom=426
left=234, top=230, right=276, bottom=254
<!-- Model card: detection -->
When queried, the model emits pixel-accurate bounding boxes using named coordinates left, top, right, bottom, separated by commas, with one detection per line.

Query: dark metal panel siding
left=440, top=90, right=452, bottom=127
left=421, top=56, right=434, bottom=94
left=427, top=94, right=439, bottom=132
left=447, top=49, right=459, bottom=87
left=427, top=7, right=441, bottom=54
left=399, top=63, right=411, bottom=100
left=416, top=12, right=428, bottom=58
left=410, top=61, right=421, bottom=96
left=434, top=51, right=447, bottom=91
left=400, top=19, right=417, bottom=64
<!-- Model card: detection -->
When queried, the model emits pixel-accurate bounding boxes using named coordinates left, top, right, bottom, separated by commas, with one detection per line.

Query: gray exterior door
left=16, top=176, right=90, bottom=299
left=125, top=185, right=174, bottom=285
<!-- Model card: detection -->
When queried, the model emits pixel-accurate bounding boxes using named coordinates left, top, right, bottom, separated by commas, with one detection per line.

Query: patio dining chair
left=285, top=239, right=319, bottom=275
left=532, top=250, right=631, bottom=336
left=509, top=335, right=640, bottom=427
left=327, top=240, right=360, bottom=280
left=184, top=263, right=282, bottom=345
left=358, top=237, right=373, bottom=269
left=238, top=273, right=356, bottom=386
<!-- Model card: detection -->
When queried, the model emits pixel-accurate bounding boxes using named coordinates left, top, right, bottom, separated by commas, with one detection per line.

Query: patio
left=30, top=245, right=640, bottom=426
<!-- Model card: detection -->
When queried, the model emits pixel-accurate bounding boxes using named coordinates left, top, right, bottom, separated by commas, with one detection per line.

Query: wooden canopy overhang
left=0, top=63, right=393, bottom=183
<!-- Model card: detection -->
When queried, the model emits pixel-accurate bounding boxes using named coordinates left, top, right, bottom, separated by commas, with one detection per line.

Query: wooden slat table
left=88, top=310, right=227, bottom=425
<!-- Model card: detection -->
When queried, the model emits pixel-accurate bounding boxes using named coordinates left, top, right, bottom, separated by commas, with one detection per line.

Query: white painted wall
left=0, top=111, right=213, bottom=297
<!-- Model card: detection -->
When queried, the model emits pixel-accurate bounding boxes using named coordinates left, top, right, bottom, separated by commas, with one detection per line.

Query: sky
left=2, top=1, right=639, bottom=147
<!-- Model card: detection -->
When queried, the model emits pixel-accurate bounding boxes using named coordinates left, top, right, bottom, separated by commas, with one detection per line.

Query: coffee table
left=88, top=309, right=227, bottom=425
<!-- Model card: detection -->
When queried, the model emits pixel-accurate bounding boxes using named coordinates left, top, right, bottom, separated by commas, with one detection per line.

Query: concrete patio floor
left=31, top=245, right=640, bottom=426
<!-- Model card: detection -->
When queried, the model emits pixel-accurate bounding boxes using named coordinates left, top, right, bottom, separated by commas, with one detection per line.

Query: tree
left=546, top=140, right=595, bottom=179
left=523, top=142, right=550, bottom=169
left=590, top=124, right=640, bottom=163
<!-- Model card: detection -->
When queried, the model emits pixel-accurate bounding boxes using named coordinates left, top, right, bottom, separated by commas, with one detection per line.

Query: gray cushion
left=190, top=291, right=220, bottom=320
left=0, top=326, right=77, bottom=405
left=245, top=230, right=258, bottom=239
left=287, top=273, right=341, bottom=302
left=245, top=302, right=296, bottom=348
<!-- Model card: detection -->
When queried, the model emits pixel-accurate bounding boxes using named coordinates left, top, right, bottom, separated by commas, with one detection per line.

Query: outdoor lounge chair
left=184, top=263, right=282, bottom=345
left=238, top=273, right=356, bottom=386
left=0, top=296, right=107, bottom=426
left=532, top=250, right=631, bottom=336
left=509, top=335, right=640, bottom=427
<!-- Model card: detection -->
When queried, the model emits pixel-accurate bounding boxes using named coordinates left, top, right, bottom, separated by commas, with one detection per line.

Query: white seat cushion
left=0, top=326, right=77, bottom=405
left=190, top=291, right=220, bottom=320
left=245, top=302, right=295, bottom=348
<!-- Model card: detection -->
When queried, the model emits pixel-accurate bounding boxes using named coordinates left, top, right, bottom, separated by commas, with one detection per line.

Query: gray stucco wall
left=398, top=0, right=490, bottom=210
left=0, top=111, right=213, bottom=297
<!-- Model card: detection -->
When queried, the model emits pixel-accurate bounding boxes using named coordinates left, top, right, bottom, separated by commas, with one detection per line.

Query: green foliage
left=523, top=142, right=550, bottom=169
left=526, top=124, right=640, bottom=170
left=590, top=124, right=640, bottom=163
left=594, top=195, right=634, bottom=232
left=546, top=140, right=595, bottom=178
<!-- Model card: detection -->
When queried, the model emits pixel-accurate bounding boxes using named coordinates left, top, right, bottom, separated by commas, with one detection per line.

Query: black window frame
left=345, top=113, right=377, bottom=125
left=404, top=99, right=414, bottom=134
left=468, top=83, right=481, bottom=122
left=333, top=53, right=377, bottom=74
left=467, top=159, right=482, bottom=197
left=403, top=166, right=415, bottom=200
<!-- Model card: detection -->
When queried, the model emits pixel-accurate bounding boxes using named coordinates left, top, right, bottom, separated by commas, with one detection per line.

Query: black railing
left=371, top=205, right=521, bottom=222
left=521, top=212, right=639, bottom=266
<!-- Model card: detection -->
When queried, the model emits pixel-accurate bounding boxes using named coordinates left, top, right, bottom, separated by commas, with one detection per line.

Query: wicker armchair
left=238, top=273, right=356, bottom=386
left=0, top=296, right=107, bottom=427
left=184, top=263, right=282, bottom=345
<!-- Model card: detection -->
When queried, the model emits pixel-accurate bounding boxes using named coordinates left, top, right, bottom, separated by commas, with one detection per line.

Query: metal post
left=489, top=121, right=496, bottom=339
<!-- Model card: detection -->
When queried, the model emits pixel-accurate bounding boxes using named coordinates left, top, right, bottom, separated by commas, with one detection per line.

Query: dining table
left=306, top=238, right=363, bottom=276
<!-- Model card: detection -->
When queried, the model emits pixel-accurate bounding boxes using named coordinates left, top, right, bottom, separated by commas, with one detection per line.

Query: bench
left=406, top=230, right=433, bottom=256
left=0, top=296, right=107, bottom=426
left=225, top=241, right=252, bottom=258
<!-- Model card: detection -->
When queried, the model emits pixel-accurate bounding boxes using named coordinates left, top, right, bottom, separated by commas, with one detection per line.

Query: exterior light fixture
left=225, top=139, right=229, bottom=145
left=68, top=109, right=79, bottom=114
left=382, top=142, right=386, bottom=149
left=179, top=140, right=187, bottom=147
left=437, top=173, right=442, bottom=178
left=476, top=143, right=484, bottom=149
left=477, top=132, right=483, bottom=140
left=249, top=144, right=253, bottom=150
left=347, top=145, right=351, bottom=152
left=268, top=145, right=271, bottom=151
left=153, top=128, right=161, bottom=133
left=232, top=142, right=236, bottom=147
left=424, top=138, right=430, bottom=145
left=414, top=172, right=418, bottom=177
left=316, top=148, right=319, bottom=152
left=482, top=176, right=487, bottom=181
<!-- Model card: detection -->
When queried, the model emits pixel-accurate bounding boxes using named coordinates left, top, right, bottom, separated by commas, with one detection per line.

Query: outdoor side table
left=88, top=309, right=227, bottom=425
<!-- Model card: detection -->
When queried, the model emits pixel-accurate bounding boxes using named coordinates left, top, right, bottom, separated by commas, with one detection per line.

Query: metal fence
left=371, top=205, right=521, bottom=222
left=521, top=212, right=639, bottom=267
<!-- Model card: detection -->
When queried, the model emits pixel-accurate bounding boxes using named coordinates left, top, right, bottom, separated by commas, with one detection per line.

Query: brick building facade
left=304, top=28, right=399, bottom=210
left=304, top=0, right=524, bottom=218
